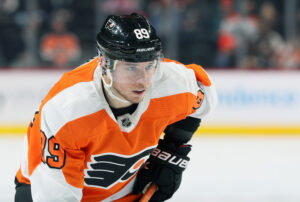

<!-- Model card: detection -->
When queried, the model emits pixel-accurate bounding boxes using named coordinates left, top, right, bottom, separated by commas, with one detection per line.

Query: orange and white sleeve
left=164, top=58, right=218, bottom=119
left=185, top=63, right=218, bottom=119
left=30, top=100, right=84, bottom=201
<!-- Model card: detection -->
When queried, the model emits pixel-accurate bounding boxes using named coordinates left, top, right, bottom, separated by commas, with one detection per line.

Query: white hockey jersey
left=16, top=57, right=217, bottom=201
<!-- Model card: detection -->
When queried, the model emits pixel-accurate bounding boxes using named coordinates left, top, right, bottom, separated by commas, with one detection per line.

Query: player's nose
left=135, top=69, right=148, bottom=85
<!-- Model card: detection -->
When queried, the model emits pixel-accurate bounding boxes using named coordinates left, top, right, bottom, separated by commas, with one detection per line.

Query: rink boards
left=0, top=69, right=299, bottom=135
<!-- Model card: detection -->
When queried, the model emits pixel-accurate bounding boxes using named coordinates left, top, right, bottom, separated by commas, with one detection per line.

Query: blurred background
left=0, top=0, right=300, bottom=201
left=0, top=0, right=300, bottom=69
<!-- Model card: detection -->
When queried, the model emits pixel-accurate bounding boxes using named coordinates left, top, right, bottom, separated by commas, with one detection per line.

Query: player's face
left=111, top=60, right=157, bottom=103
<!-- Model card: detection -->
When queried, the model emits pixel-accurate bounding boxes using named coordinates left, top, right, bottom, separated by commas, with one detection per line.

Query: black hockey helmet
left=96, top=13, right=162, bottom=64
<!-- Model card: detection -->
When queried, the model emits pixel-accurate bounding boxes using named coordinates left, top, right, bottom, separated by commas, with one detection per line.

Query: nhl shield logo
left=121, top=117, right=132, bottom=127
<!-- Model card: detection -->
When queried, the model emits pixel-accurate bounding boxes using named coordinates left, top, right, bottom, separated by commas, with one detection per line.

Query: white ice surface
left=1, top=135, right=300, bottom=202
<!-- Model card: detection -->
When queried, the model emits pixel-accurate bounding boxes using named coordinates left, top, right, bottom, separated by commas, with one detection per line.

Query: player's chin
left=131, top=97, right=144, bottom=103
left=128, top=93, right=145, bottom=103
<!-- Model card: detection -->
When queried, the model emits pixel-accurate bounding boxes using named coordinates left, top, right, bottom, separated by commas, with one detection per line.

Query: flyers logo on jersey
left=84, top=147, right=154, bottom=189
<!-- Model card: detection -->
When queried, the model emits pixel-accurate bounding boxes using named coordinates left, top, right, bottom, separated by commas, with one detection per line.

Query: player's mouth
left=133, top=90, right=145, bottom=95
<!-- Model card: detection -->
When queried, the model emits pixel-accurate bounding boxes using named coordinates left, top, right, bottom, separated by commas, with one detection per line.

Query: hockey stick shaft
left=139, top=184, right=157, bottom=202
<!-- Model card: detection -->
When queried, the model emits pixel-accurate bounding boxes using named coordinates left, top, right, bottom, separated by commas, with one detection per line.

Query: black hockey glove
left=133, top=139, right=191, bottom=202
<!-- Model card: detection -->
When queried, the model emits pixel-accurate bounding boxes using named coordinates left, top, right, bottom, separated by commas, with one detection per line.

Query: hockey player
left=14, top=13, right=217, bottom=202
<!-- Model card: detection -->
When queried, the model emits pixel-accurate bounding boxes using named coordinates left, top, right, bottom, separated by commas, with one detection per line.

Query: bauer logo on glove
left=150, top=148, right=189, bottom=169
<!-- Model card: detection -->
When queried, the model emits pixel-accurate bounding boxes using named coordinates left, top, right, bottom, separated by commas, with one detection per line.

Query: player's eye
left=127, top=66, right=137, bottom=71
left=145, top=65, right=154, bottom=71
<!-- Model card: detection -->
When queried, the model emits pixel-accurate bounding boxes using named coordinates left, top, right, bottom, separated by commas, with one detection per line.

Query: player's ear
left=99, top=56, right=109, bottom=78
left=99, top=56, right=106, bottom=69
left=99, top=56, right=112, bottom=85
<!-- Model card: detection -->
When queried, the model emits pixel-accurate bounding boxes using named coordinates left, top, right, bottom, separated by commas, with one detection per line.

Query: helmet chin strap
left=101, top=70, right=132, bottom=105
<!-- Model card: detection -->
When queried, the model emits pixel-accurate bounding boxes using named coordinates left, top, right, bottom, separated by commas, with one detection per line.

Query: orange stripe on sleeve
left=16, top=168, right=31, bottom=184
